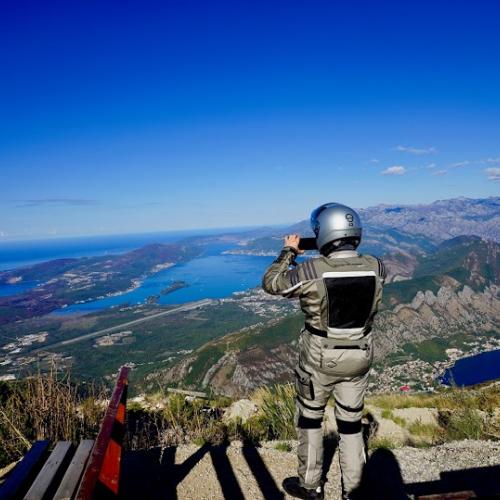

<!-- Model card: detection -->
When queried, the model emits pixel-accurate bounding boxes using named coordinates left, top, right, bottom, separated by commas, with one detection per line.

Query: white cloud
left=485, top=168, right=500, bottom=181
left=432, top=170, right=447, bottom=176
left=394, top=145, right=437, bottom=155
left=450, top=161, right=470, bottom=168
left=15, top=198, right=99, bottom=208
left=486, top=157, right=500, bottom=164
left=425, top=163, right=437, bottom=169
left=369, top=158, right=380, bottom=163
left=381, top=166, right=406, bottom=176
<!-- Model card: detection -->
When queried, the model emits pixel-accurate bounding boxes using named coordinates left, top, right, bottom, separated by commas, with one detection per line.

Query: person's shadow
left=321, top=433, right=339, bottom=486
left=350, top=448, right=407, bottom=500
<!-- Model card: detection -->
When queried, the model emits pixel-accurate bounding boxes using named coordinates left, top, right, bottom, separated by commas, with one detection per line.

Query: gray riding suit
left=262, top=246, right=385, bottom=494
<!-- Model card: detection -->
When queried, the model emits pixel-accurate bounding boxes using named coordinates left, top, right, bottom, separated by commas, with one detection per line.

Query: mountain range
left=0, top=196, right=498, bottom=391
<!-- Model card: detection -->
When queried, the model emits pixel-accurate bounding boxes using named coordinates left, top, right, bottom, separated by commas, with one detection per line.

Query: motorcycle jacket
left=262, top=247, right=386, bottom=341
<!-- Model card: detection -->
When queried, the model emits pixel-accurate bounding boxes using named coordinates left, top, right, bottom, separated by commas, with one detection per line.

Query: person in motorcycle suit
left=262, top=203, right=386, bottom=500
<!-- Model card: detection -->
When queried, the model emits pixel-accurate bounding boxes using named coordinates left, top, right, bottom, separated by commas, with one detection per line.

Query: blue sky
left=1, top=1, right=499, bottom=240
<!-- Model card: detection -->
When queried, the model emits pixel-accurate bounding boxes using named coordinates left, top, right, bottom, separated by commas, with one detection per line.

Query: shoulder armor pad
left=297, top=259, right=319, bottom=281
left=375, top=256, right=386, bottom=280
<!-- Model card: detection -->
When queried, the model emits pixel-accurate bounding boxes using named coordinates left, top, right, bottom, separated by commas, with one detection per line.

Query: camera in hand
left=298, top=237, right=317, bottom=251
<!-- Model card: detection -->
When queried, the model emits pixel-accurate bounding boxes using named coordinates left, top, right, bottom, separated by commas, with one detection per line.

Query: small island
left=146, top=295, right=160, bottom=305
left=160, top=280, right=189, bottom=296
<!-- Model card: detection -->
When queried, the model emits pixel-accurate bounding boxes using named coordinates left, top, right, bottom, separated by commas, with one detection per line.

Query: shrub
left=443, top=409, right=484, bottom=440
left=368, top=437, right=396, bottom=450
left=274, top=441, right=292, bottom=452
left=407, top=419, right=442, bottom=443
left=380, top=409, right=406, bottom=428
left=252, top=384, right=296, bottom=440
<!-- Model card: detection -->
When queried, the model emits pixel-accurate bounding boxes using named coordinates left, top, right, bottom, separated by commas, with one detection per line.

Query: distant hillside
left=359, top=196, right=499, bottom=243
left=227, top=196, right=499, bottom=257
left=155, top=236, right=500, bottom=396
left=233, top=224, right=436, bottom=258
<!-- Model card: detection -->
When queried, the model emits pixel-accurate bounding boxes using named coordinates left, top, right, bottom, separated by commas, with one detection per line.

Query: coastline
left=372, top=334, right=500, bottom=393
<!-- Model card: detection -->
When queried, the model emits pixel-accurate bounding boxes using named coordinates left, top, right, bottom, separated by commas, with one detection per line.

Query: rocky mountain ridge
left=232, top=197, right=499, bottom=258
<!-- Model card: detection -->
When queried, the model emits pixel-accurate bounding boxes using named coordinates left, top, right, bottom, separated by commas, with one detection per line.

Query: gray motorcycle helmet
left=310, top=203, right=362, bottom=254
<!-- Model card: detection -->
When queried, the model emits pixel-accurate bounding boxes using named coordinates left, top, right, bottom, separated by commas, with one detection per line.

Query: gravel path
left=170, top=440, right=500, bottom=499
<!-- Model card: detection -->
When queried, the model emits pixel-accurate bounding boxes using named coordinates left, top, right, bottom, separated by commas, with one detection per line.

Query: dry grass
left=127, top=391, right=228, bottom=450
left=381, top=409, right=407, bottom=428
left=368, top=383, right=500, bottom=446
left=251, top=384, right=296, bottom=440
left=0, top=365, right=105, bottom=468
left=367, top=384, right=500, bottom=412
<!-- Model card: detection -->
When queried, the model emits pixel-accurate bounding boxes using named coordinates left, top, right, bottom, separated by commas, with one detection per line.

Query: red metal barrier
left=76, top=366, right=130, bottom=499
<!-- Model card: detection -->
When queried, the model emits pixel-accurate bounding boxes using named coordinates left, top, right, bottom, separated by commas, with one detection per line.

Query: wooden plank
left=53, top=440, right=94, bottom=500
left=417, top=492, right=476, bottom=499
left=24, top=441, right=72, bottom=500
left=0, top=441, right=50, bottom=500
left=76, top=366, right=130, bottom=499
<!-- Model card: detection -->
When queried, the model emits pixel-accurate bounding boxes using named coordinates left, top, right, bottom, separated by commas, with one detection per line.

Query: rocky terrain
left=131, top=439, right=500, bottom=499
left=229, top=197, right=499, bottom=258
left=360, top=196, right=500, bottom=243
left=121, top=382, right=500, bottom=499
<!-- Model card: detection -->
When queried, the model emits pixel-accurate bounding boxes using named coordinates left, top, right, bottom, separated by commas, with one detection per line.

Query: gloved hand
left=284, top=234, right=305, bottom=255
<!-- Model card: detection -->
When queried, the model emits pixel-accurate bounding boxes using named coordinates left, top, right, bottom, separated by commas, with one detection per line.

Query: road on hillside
left=31, top=299, right=214, bottom=353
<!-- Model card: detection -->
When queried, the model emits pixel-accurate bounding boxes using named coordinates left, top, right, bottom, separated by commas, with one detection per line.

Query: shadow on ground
left=120, top=442, right=285, bottom=500
left=352, top=448, right=500, bottom=500
left=120, top=441, right=500, bottom=499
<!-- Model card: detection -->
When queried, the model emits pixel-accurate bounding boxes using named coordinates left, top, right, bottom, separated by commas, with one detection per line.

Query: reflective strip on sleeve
left=281, top=281, right=303, bottom=296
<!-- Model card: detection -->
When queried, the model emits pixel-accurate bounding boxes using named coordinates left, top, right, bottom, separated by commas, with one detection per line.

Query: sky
left=1, top=0, right=499, bottom=240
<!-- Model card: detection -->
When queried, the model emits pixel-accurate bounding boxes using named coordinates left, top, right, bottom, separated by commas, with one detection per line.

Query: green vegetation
left=368, top=384, right=500, bottom=446
left=1, top=369, right=499, bottom=470
left=274, top=441, right=292, bottom=452
left=379, top=331, right=500, bottom=371
left=368, top=437, right=396, bottom=450
left=381, top=409, right=407, bottom=428
left=402, top=338, right=449, bottom=363
left=413, top=236, right=499, bottom=292
left=184, top=312, right=302, bottom=388
left=367, top=384, right=500, bottom=412
left=1, top=302, right=263, bottom=393
left=407, top=420, right=441, bottom=442
left=382, top=275, right=440, bottom=306
left=160, top=280, right=189, bottom=295
left=442, top=408, right=485, bottom=440
left=254, top=384, right=296, bottom=440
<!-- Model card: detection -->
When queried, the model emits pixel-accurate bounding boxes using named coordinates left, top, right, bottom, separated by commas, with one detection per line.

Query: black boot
left=282, top=477, right=324, bottom=500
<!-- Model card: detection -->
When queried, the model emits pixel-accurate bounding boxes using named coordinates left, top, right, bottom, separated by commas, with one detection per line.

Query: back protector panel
left=322, top=271, right=376, bottom=330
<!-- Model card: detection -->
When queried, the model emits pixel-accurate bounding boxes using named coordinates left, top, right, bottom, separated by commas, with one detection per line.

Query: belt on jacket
left=304, top=323, right=371, bottom=349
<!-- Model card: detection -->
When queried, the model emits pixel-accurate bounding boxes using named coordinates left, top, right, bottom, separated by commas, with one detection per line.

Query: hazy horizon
left=1, top=194, right=497, bottom=243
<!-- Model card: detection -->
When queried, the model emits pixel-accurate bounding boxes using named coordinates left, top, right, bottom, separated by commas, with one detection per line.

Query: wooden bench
left=0, top=366, right=130, bottom=500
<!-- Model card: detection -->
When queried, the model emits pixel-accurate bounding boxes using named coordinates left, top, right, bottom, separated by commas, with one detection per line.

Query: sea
left=0, top=230, right=275, bottom=306
left=1, top=231, right=499, bottom=387
left=440, top=349, right=500, bottom=387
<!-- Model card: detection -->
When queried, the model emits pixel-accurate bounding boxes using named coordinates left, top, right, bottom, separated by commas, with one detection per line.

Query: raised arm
left=262, top=234, right=304, bottom=298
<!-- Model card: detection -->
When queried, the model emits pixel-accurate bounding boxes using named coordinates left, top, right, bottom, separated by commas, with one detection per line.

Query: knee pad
left=336, top=418, right=362, bottom=435
left=297, top=415, right=323, bottom=429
